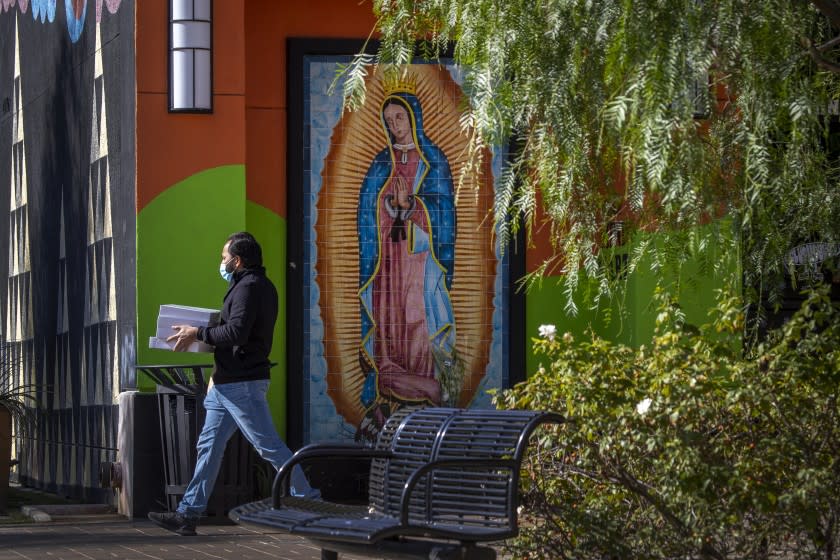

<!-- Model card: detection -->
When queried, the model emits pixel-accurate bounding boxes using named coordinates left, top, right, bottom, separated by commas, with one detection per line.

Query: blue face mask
left=219, top=258, right=236, bottom=282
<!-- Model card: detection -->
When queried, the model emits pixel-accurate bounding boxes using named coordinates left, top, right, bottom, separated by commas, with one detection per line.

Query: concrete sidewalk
left=0, top=518, right=369, bottom=560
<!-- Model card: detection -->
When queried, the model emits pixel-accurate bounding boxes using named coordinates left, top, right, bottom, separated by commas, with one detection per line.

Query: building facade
left=0, top=1, right=726, bottom=511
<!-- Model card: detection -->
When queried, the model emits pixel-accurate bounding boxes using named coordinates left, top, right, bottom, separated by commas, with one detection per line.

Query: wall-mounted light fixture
left=169, top=0, right=212, bottom=112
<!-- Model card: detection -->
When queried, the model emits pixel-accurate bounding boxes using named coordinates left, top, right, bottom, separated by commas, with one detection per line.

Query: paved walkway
left=0, top=518, right=369, bottom=560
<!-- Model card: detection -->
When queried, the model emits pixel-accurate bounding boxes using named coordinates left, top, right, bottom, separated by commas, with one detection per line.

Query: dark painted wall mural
left=0, top=2, right=134, bottom=501
left=1, top=1, right=122, bottom=42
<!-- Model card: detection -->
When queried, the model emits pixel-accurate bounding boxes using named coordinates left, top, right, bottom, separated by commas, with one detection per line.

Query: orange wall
left=243, top=1, right=376, bottom=218
left=525, top=82, right=734, bottom=275
left=136, top=1, right=375, bottom=214
left=136, top=1, right=247, bottom=212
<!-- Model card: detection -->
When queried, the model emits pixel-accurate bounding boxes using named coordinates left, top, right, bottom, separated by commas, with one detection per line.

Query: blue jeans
left=177, top=379, right=318, bottom=519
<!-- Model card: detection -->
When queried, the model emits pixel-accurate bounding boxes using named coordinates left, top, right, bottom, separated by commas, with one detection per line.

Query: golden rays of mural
left=316, top=64, right=497, bottom=427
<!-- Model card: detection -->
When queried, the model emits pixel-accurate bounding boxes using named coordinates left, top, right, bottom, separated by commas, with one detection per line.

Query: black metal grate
left=371, top=407, right=552, bottom=534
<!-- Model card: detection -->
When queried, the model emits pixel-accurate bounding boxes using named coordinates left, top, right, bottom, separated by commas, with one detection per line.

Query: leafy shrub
left=495, top=288, right=840, bottom=559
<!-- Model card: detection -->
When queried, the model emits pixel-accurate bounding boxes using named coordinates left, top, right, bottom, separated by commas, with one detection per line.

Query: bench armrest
left=273, top=443, right=392, bottom=506
left=399, top=458, right=519, bottom=525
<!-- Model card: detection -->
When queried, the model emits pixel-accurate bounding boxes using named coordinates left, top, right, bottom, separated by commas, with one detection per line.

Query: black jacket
left=196, top=266, right=278, bottom=384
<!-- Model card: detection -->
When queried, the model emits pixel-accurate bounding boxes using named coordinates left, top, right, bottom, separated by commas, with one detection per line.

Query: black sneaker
left=147, top=511, right=197, bottom=536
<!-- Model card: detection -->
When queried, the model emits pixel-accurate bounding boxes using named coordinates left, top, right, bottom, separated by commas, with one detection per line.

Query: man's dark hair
left=227, top=232, right=262, bottom=268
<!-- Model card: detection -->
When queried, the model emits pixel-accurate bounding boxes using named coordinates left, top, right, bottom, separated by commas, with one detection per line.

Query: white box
left=148, top=336, right=214, bottom=354
left=149, top=304, right=219, bottom=353
left=158, top=304, right=220, bottom=324
left=156, top=315, right=215, bottom=339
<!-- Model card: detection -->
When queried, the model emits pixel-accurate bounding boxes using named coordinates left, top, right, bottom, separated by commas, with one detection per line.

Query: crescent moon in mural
left=316, top=64, right=497, bottom=433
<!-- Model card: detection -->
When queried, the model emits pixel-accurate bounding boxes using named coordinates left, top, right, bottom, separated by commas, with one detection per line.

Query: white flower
left=538, top=324, right=557, bottom=341
left=636, top=398, right=652, bottom=416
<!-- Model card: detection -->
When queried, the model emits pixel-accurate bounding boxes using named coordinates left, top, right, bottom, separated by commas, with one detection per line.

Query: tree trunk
left=0, top=405, right=11, bottom=515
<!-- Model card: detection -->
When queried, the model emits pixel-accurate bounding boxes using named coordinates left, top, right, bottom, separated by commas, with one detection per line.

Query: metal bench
left=229, top=406, right=564, bottom=560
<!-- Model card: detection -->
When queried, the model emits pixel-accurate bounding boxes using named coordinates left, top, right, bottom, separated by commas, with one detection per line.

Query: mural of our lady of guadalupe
left=355, top=79, right=458, bottom=439
left=314, top=65, right=501, bottom=443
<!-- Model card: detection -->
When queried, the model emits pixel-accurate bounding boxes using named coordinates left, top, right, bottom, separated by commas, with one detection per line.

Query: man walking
left=148, top=232, right=318, bottom=536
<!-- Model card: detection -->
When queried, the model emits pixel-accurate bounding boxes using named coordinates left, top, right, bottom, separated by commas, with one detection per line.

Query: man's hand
left=166, top=325, right=199, bottom=352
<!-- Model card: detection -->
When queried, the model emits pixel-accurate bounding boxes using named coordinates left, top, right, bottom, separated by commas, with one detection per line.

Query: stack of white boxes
left=148, top=304, right=220, bottom=353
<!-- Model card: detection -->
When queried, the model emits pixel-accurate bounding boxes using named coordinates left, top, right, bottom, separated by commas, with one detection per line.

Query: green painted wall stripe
left=245, top=201, right=288, bottom=435
left=525, top=222, right=739, bottom=376
left=136, top=165, right=289, bottom=434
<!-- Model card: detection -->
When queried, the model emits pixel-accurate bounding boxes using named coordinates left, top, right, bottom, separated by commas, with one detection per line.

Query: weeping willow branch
left=349, top=0, right=840, bottom=320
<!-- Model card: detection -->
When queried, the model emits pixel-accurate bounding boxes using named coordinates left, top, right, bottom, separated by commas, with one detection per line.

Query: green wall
left=136, top=165, right=289, bottom=433
left=525, top=222, right=739, bottom=375
left=245, top=202, right=288, bottom=433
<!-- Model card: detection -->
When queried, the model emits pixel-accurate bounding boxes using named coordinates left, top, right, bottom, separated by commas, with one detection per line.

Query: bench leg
left=320, top=549, right=338, bottom=560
